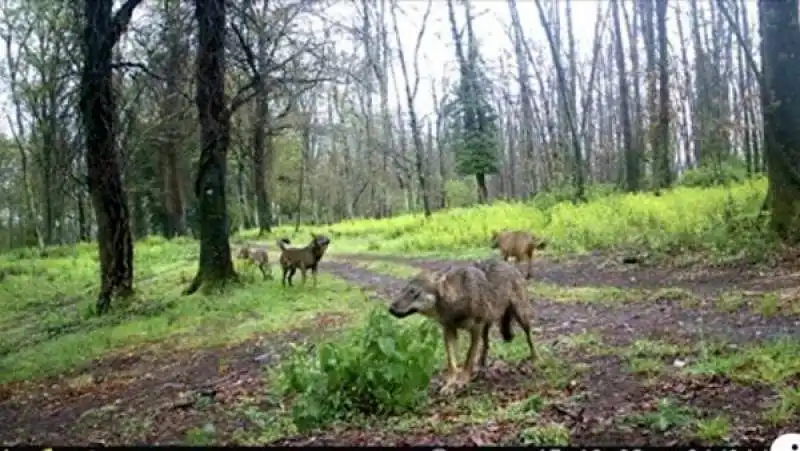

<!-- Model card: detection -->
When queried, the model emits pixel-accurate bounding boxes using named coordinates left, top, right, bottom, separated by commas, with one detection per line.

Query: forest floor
left=1, top=249, right=799, bottom=446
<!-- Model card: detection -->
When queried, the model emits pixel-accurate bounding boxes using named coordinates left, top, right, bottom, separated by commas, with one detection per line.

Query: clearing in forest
left=1, top=182, right=798, bottom=445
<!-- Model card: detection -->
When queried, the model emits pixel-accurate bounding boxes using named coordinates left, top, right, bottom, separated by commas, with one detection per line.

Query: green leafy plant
left=274, top=307, right=441, bottom=432
left=627, top=398, right=696, bottom=432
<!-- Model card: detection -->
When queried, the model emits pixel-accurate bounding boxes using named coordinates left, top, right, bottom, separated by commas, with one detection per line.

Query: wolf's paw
left=439, top=373, right=469, bottom=396
left=438, top=379, right=464, bottom=396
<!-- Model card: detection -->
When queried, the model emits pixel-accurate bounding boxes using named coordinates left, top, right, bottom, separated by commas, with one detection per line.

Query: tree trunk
left=77, top=187, right=91, bottom=242
left=759, top=0, right=800, bottom=242
left=160, top=0, right=187, bottom=238
left=184, top=0, right=237, bottom=295
left=254, top=28, right=273, bottom=236
left=534, top=0, right=585, bottom=200
left=254, top=100, right=272, bottom=236
left=612, top=0, right=638, bottom=192
left=508, top=0, right=537, bottom=196
left=390, top=0, right=432, bottom=217
left=80, top=0, right=142, bottom=314
left=654, top=0, right=671, bottom=188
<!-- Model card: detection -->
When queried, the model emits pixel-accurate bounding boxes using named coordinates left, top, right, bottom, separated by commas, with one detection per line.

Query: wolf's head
left=236, top=247, right=251, bottom=259
left=389, top=272, right=438, bottom=319
left=309, top=233, right=331, bottom=258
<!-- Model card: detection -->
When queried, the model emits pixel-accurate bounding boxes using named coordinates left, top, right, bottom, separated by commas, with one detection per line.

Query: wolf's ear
left=434, top=273, right=450, bottom=294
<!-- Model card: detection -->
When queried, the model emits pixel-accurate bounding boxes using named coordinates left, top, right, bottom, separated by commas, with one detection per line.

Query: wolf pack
left=234, top=233, right=331, bottom=288
left=235, top=229, right=547, bottom=395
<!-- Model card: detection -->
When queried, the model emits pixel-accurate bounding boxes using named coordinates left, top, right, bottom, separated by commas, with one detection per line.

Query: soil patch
left=337, top=252, right=800, bottom=296
left=269, top=353, right=794, bottom=446
left=0, top=313, right=348, bottom=445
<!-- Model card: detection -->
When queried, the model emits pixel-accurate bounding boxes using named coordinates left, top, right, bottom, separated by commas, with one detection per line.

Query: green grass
left=688, top=338, right=800, bottom=386
left=688, top=337, right=800, bottom=425
left=695, top=415, right=731, bottom=442
left=626, top=398, right=697, bottom=433
left=0, top=236, right=369, bottom=383
left=240, top=178, right=774, bottom=261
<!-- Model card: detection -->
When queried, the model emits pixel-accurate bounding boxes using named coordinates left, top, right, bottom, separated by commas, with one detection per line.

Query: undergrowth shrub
left=273, top=307, right=440, bottom=432
left=241, top=178, right=773, bottom=260
left=307, top=178, right=770, bottom=258
left=679, top=159, right=749, bottom=188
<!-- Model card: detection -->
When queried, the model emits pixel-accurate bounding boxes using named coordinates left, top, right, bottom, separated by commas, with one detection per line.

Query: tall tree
left=80, top=0, right=143, bottom=314
left=446, top=0, right=500, bottom=203
left=390, top=0, right=433, bottom=217
left=184, top=0, right=237, bottom=294
left=159, top=0, right=189, bottom=238
left=611, top=0, right=637, bottom=191
left=534, top=0, right=585, bottom=200
left=654, top=0, right=671, bottom=188
left=759, top=0, right=800, bottom=242
left=507, top=0, right=538, bottom=196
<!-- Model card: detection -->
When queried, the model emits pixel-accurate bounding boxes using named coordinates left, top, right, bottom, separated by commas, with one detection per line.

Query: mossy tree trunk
left=184, top=0, right=237, bottom=295
left=759, top=0, right=800, bottom=243
left=80, top=0, right=143, bottom=314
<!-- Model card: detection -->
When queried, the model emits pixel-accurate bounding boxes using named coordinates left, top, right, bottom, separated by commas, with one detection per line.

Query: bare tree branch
left=110, top=0, right=147, bottom=45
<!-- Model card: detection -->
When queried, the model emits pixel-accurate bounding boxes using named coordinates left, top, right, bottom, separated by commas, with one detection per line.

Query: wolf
left=470, top=258, right=539, bottom=369
left=235, top=245, right=273, bottom=280
left=490, top=229, right=547, bottom=279
left=388, top=264, right=535, bottom=395
left=278, top=233, right=331, bottom=288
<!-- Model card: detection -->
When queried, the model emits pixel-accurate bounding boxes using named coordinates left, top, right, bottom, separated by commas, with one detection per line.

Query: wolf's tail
left=277, top=238, right=291, bottom=251
left=500, top=305, right=516, bottom=342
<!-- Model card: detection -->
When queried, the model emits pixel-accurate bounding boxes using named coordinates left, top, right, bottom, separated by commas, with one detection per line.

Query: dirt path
left=322, top=257, right=799, bottom=347
left=334, top=251, right=800, bottom=296
left=0, top=314, right=347, bottom=445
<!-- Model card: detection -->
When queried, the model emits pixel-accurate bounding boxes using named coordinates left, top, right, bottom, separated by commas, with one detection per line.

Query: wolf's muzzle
left=388, top=306, right=416, bottom=318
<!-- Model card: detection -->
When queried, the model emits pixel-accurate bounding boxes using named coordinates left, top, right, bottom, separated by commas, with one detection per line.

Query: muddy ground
left=1, top=252, right=798, bottom=445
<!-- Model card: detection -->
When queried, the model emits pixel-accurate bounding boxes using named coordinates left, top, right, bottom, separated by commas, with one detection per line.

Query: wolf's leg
left=439, top=327, right=474, bottom=396
left=512, top=306, right=539, bottom=362
left=443, top=326, right=459, bottom=377
left=519, top=319, right=538, bottom=362
left=439, top=326, right=463, bottom=395
left=441, top=325, right=483, bottom=395
left=461, top=325, right=484, bottom=379
left=479, top=322, right=492, bottom=369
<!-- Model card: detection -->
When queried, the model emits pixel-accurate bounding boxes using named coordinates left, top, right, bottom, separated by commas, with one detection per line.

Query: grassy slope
left=0, top=236, right=370, bottom=384
left=250, top=177, right=770, bottom=261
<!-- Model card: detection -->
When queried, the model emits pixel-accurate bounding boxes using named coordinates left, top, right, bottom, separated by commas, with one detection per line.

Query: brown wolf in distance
left=388, top=264, right=536, bottom=395
left=490, top=229, right=547, bottom=279
left=278, top=233, right=331, bottom=288
left=235, top=245, right=276, bottom=280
